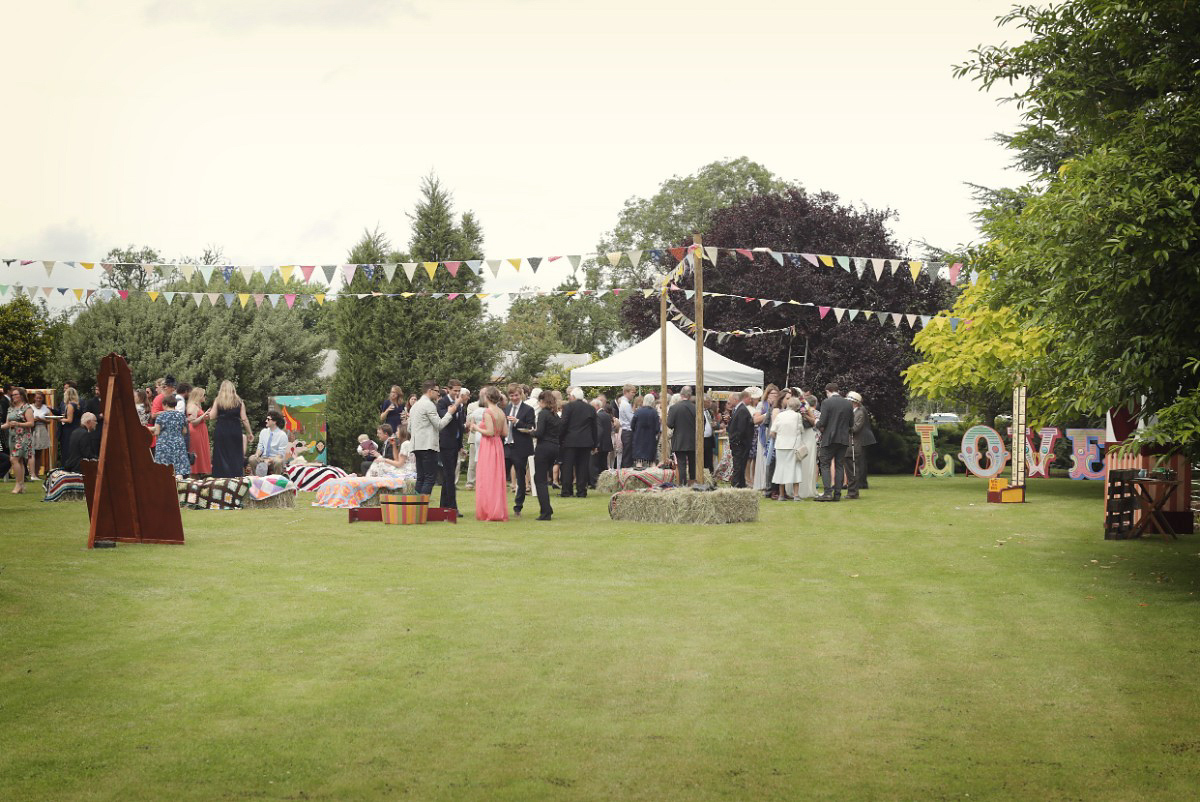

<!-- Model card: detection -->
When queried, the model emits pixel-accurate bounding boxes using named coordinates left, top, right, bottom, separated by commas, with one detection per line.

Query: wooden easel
left=81, top=354, right=185, bottom=547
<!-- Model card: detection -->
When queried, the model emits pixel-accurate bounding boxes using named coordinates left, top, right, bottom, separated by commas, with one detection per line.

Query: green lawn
left=2, top=476, right=1198, bottom=801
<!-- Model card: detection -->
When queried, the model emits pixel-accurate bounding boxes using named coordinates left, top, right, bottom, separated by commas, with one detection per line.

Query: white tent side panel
left=570, top=324, right=764, bottom=388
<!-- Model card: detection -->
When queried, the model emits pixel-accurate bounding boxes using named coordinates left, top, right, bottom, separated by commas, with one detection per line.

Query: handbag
left=795, top=443, right=810, bottom=460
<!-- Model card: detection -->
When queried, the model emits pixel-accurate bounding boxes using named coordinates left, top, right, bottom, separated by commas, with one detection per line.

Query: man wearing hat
left=847, top=391, right=876, bottom=498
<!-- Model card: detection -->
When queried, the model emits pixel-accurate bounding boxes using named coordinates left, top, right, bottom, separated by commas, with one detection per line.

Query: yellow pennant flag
left=80, top=262, right=94, bottom=270
left=422, top=262, right=438, bottom=280
left=908, top=261, right=922, bottom=281
left=279, top=265, right=295, bottom=283
left=818, top=255, right=834, bottom=267
left=314, top=294, right=325, bottom=306
left=401, top=292, right=415, bottom=298
left=73, top=288, right=84, bottom=301
left=507, top=258, right=523, bottom=271
left=476, top=293, right=489, bottom=300
left=147, top=291, right=160, bottom=302
left=238, top=293, right=251, bottom=308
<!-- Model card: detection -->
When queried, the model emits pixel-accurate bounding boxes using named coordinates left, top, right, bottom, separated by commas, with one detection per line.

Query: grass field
left=2, top=476, right=1199, bottom=801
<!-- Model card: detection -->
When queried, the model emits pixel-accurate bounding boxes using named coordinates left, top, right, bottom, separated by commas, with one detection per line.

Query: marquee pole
left=693, top=233, right=705, bottom=484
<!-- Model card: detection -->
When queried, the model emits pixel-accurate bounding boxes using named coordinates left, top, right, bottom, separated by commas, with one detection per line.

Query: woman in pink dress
left=186, top=387, right=212, bottom=477
left=472, top=386, right=509, bottom=521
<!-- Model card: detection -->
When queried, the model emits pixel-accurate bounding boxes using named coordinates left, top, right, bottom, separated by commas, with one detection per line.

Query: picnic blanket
left=313, top=476, right=411, bottom=509
left=177, top=476, right=252, bottom=510
left=286, top=464, right=348, bottom=492
left=43, top=469, right=86, bottom=502
left=248, top=474, right=297, bottom=501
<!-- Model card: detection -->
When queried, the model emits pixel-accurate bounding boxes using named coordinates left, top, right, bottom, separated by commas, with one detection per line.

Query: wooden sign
left=81, top=353, right=185, bottom=547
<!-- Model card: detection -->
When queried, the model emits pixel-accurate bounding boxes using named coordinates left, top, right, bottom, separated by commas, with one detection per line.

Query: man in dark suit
left=437, top=379, right=468, bottom=512
left=814, top=382, right=854, bottom=501
left=667, top=385, right=697, bottom=485
left=62, top=412, right=99, bottom=472
left=590, top=396, right=613, bottom=489
left=847, top=391, right=877, bottom=497
left=559, top=386, right=597, bottom=498
left=503, top=383, right=535, bottom=516
left=726, top=389, right=755, bottom=488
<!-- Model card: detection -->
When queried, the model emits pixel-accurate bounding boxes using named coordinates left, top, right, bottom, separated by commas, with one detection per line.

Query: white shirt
left=618, top=397, right=634, bottom=432
left=256, top=427, right=287, bottom=458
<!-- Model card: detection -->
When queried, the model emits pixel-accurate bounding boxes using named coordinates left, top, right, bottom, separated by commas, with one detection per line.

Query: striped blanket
left=43, top=469, right=86, bottom=502
left=611, top=466, right=679, bottom=490
left=286, top=465, right=349, bottom=492
left=248, top=475, right=297, bottom=501
left=177, top=477, right=252, bottom=510
left=313, top=477, right=412, bottom=509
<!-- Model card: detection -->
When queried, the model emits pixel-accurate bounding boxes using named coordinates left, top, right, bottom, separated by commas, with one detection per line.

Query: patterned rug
left=285, top=464, right=349, bottom=492
left=313, top=477, right=413, bottom=509
left=43, top=469, right=86, bottom=502
left=176, top=477, right=252, bottom=510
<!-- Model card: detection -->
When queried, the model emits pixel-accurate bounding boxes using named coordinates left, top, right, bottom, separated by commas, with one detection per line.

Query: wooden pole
left=693, top=233, right=705, bottom=484
left=660, top=271, right=670, bottom=466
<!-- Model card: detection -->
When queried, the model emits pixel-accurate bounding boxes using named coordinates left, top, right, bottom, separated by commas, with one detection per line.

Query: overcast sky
left=1, top=0, right=1029, bottom=311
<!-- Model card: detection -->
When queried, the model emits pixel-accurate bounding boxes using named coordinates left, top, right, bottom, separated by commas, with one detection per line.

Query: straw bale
left=608, top=487, right=758, bottom=525
left=244, top=491, right=297, bottom=509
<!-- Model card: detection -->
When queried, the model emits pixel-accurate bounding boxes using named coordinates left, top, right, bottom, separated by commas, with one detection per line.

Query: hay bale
left=595, top=470, right=622, bottom=494
left=608, top=487, right=758, bottom=525
left=244, top=491, right=297, bottom=509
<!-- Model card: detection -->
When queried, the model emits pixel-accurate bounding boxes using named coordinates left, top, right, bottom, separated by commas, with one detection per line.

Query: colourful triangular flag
left=486, top=260, right=502, bottom=277
left=507, top=258, right=523, bottom=272
left=819, top=306, right=831, bottom=319
left=423, top=262, right=439, bottom=280
left=909, top=261, right=922, bottom=281
left=871, top=259, right=886, bottom=280
left=402, top=263, right=418, bottom=282
left=526, top=258, right=540, bottom=273
left=818, top=255, right=834, bottom=267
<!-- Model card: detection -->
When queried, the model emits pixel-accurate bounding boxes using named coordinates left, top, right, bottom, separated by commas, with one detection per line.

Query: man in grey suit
left=666, top=385, right=697, bottom=485
left=847, top=391, right=876, bottom=498
left=410, top=380, right=460, bottom=496
left=814, top=382, right=853, bottom=501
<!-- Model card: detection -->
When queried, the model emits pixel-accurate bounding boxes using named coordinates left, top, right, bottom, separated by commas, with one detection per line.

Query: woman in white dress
left=770, top=397, right=806, bottom=499
left=796, top=396, right=819, bottom=498
left=366, top=424, right=417, bottom=480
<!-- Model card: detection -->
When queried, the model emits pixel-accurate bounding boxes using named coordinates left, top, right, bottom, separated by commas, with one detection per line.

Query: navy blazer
left=727, top=402, right=754, bottom=455
left=437, top=393, right=467, bottom=450
left=503, top=402, right=535, bottom=460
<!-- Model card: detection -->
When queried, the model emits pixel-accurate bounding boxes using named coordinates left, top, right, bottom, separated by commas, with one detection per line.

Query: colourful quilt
left=43, top=469, right=85, bottom=502
left=286, top=464, right=348, bottom=492
left=248, top=475, right=297, bottom=501
left=177, top=477, right=252, bottom=510
left=313, top=477, right=412, bottom=509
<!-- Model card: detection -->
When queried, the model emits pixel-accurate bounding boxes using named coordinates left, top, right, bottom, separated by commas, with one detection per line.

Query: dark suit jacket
left=667, top=399, right=696, bottom=452
left=63, top=426, right=97, bottom=472
left=437, top=394, right=467, bottom=450
left=560, top=398, right=597, bottom=449
left=595, top=409, right=613, bottom=453
left=852, top=405, right=877, bottom=448
left=727, top=402, right=754, bottom=456
left=816, top=394, right=854, bottom=447
left=503, top=402, right=535, bottom=460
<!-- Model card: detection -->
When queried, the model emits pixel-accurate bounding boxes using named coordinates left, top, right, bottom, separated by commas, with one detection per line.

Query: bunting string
left=0, top=282, right=964, bottom=334
left=0, top=247, right=974, bottom=286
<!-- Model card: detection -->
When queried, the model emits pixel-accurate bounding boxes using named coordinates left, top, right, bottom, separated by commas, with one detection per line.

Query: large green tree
left=99, top=245, right=165, bottom=293
left=0, top=297, right=59, bottom=387
left=959, top=0, right=1200, bottom=454
left=326, top=176, right=498, bottom=468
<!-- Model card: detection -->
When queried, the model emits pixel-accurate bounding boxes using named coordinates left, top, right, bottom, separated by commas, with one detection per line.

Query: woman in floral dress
left=3, top=387, right=35, bottom=493
left=152, top=394, right=191, bottom=476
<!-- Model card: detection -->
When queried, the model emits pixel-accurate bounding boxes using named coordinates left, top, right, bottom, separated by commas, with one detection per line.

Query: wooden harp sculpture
left=82, top=353, right=185, bottom=547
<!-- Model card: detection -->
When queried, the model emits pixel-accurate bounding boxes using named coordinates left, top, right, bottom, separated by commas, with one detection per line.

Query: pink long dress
left=474, top=406, right=509, bottom=521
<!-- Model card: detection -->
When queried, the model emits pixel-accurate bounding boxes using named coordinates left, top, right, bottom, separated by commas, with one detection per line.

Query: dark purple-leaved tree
left=619, top=188, right=951, bottom=430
